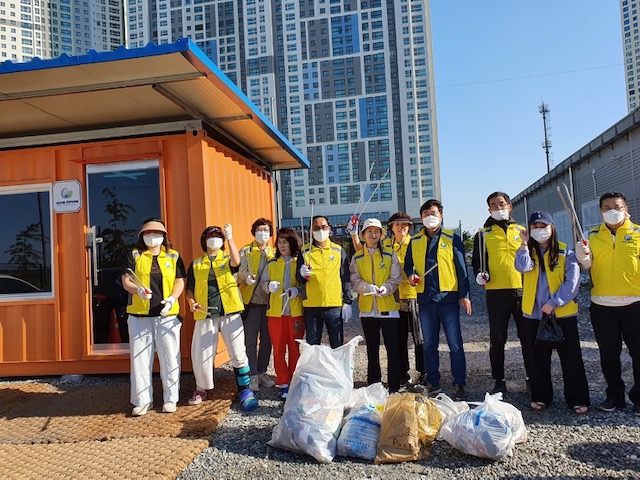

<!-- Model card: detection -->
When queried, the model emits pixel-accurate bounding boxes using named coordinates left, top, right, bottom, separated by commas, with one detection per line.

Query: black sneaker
left=634, top=404, right=640, bottom=416
left=454, top=384, right=468, bottom=401
left=597, top=398, right=626, bottom=412
left=491, top=380, right=507, bottom=395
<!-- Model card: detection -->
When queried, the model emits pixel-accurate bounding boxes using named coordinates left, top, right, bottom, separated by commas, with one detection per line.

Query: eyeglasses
left=255, top=226, right=270, bottom=232
left=312, top=225, right=331, bottom=231
left=490, top=202, right=509, bottom=209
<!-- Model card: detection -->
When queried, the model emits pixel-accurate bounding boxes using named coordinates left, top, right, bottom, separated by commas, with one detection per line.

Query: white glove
left=375, top=285, right=388, bottom=297
left=285, top=287, right=299, bottom=298
left=368, top=284, right=378, bottom=295
left=341, top=303, right=352, bottom=321
left=300, top=264, right=312, bottom=279
left=268, top=281, right=281, bottom=293
left=223, top=224, right=233, bottom=240
left=575, top=240, right=590, bottom=262
left=346, top=217, right=359, bottom=236
left=475, top=272, right=489, bottom=286
left=136, top=287, right=152, bottom=300
left=245, top=274, right=256, bottom=286
left=160, top=296, right=176, bottom=316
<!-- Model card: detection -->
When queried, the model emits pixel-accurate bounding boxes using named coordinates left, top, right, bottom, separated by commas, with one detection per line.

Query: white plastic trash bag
left=268, top=335, right=363, bottom=463
left=432, top=392, right=470, bottom=428
left=439, top=392, right=527, bottom=460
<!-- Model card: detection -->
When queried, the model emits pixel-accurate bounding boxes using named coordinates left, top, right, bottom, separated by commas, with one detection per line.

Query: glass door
left=86, top=160, right=161, bottom=350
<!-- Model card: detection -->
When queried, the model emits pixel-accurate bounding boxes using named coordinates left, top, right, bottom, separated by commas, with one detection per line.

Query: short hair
left=419, top=199, right=443, bottom=215
left=251, top=217, right=273, bottom=236
left=312, top=215, right=330, bottom=226
left=275, top=228, right=302, bottom=258
left=486, top=191, right=511, bottom=206
left=599, top=191, right=627, bottom=208
left=200, top=226, right=225, bottom=252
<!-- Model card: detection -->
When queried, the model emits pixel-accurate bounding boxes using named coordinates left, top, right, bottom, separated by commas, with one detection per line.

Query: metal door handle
left=87, top=226, right=103, bottom=287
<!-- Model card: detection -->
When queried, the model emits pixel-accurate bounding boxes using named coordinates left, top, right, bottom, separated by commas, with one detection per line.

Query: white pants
left=191, top=313, right=249, bottom=390
left=128, top=314, right=181, bottom=406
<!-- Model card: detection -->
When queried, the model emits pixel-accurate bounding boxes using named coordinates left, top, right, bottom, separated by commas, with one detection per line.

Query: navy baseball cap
left=528, top=211, right=554, bottom=226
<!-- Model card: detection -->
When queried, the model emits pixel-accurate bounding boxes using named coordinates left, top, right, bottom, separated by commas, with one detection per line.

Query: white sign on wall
left=52, top=180, right=82, bottom=213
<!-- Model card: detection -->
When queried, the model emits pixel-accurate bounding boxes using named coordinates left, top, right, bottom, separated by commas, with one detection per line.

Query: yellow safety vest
left=383, top=236, right=417, bottom=300
left=354, top=246, right=399, bottom=313
left=301, top=240, right=344, bottom=307
left=239, top=241, right=275, bottom=304
left=266, top=257, right=303, bottom=317
left=482, top=223, right=524, bottom=290
left=522, top=241, right=578, bottom=318
left=127, top=247, right=180, bottom=316
left=191, top=251, right=244, bottom=319
left=589, top=219, right=640, bottom=297
left=409, top=228, right=458, bottom=294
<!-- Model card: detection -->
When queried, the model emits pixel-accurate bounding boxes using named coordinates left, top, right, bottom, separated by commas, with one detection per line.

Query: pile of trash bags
left=269, top=336, right=527, bottom=463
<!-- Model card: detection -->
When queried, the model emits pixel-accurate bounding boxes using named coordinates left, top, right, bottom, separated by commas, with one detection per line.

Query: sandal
left=530, top=401, right=548, bottom=412
left=572, top=405, right=589, bottom=415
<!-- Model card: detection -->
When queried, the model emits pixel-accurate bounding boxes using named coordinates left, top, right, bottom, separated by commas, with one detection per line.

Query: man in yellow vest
left=296, top=215, right=353, bottom=348
left=404, top=199, right=472, bottom=401
left=472, top=191, right=532, bottom=396
left=575, top=191, right=640, bottom=415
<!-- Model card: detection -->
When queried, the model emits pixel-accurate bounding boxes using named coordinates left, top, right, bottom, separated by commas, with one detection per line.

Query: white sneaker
left=250, top=375, right=260, bottom=392
left=132, top=403, right=152, bottom=416
left=162, top=402, right=177, bottom=413
left=258, top=372, right=276, bottom=388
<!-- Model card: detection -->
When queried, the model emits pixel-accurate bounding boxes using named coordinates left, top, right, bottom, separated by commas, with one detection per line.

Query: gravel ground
left=178, top=276, right=640, bottom=480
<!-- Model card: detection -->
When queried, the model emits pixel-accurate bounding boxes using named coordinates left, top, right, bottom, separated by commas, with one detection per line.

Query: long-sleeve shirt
left=403, top=227, right=470, bottom=305
left=514, top=246, right=580, bottom=320
left=349, top=247, right=402, bottom=318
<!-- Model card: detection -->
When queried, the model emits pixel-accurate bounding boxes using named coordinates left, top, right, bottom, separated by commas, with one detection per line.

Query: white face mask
left=602, top=209, right=626, bottom=226
left=206, top=237, right=223, bottom=250
left=422, top=215, right=441, bottom=229
left=491, top=209, right=510, bottom=221
left=312, top=228, right=330, bottom=243
left=530, top=226, right=552, bottom=243
left=143, top=233, right=164, bottom=248
left=254, top=231, right=271, bottom=244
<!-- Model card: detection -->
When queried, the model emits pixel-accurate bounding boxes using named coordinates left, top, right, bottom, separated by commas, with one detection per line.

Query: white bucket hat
left=360, top=218, right=386, bottom=237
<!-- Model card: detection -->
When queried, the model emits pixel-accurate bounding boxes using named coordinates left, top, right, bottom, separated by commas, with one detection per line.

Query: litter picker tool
left=557, top=183, right=587, bottom=245
left=356, top=168, right=391, bottom=223
left=478, top=228, right=487, bottom=280
left=194, top=307, right=212, bottom=318
left=349, top=161, right=377, bottom=228
left=280, top=291, right=291, bottom=316
left=126, top=268, right=151, bottom=294
left=422, top=262, right=438, bottom=278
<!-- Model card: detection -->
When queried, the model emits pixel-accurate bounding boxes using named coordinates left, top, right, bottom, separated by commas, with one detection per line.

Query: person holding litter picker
left=515, top=211, right=590, bottom=415
left=185, top=225, right=258, bottom=412
left=121, top=218, right=186, bottom=416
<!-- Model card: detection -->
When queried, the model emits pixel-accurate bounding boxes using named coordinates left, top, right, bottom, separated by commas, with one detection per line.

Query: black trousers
left=520, top=315, right=590, bottom=407
left=591, top=301, right=640, bottom=406
left=398, top=310, right=425, bottom=380
left=487, top=295, right=531, bottom=381
left=361, top=316, right=402, bottom=392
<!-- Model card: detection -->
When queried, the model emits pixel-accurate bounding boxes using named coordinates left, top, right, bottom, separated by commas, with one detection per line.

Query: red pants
left=267, top=315, right=305, bottom=385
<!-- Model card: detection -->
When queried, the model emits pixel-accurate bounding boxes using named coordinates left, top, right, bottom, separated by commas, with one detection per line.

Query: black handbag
left=535, top=312, right=565, bottom=349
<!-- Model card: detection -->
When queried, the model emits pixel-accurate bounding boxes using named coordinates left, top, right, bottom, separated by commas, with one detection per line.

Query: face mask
left=143, top=233, right=164, bottom=248
left=254, top=231, right=271, bottom=244
left=530, top=226, right=552, bottom=243
left=206, top=237, right=223, bottom=250
left=602, top=209, right=626, bottom=226
left=313, top=229, right=330, bottom=242
left=491, top=209, right=509, bottom=221
left=422, top=215, right=441, bottom=229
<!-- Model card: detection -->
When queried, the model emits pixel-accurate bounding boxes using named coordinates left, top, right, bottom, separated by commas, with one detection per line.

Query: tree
left=4, top=222, right=46, bottom=270
left=100, top=187, right=136, bottom=267
left=462, top=230, right=475, bottom=256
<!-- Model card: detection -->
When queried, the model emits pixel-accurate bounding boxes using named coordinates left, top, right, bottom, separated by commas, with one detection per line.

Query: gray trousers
left=243, top=303, right=272, bottom=375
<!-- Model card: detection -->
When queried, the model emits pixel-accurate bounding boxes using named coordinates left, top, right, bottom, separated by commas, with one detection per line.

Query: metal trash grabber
left=422, top=262, right=438, bottom=278
left=126, top=268, right=151, bottom=294
left=556, top=183, right=587, bottom=246
left=349, top=161, right=378, bottom=228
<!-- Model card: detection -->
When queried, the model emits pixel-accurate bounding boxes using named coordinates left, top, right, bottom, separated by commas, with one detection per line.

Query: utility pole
left=539, top=101, right=552, bottom=173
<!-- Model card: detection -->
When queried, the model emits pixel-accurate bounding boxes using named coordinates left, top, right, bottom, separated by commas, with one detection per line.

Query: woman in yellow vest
left=121, top=218, right=186, bottom=416
left=257, top=228, right=305, bottom=400
left=350, top=218, right=403, bottom=392
left=185, top=225, right=258, bottom=412
left=515, top=211, right=589, bottom=414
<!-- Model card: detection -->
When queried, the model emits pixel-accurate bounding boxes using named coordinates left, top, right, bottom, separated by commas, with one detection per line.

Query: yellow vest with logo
left=191, top=251, right=244, bottom=319
left=127, top=247, right=180, bottom=316
left=409, top=228, right=458, bottom=294
left=354, top=246, right=399, bottom=313
left=589, top=219, right=640, bottom=297
left=239, top=241, right=276, bottom=304
left=383, top=236, right=417, bottom=300
left=482, top=223, right=524, bottom=290
left=522, top=242, right=578, bottom=318
left=302, top=240, right=344, bottom=307
left=266, top=257, right=303, bottom=317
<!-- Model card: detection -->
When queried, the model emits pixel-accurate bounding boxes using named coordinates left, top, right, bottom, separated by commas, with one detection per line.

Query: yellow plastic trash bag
left=374, top=392, right=443, bottom=464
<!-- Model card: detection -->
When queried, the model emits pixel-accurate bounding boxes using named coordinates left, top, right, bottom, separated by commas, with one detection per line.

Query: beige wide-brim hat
left=139, top=220, right=167, bottom=236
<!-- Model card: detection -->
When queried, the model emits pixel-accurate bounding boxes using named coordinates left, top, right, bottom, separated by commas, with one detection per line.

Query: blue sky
left=430, top=0, right=627, bottom=232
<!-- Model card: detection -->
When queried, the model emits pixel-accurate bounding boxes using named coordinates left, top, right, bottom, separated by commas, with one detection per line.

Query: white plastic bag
left=268, top=336, right=363, bottom=463
left=343, top=382, right=389, bottom=416
left=432, top=392, right=470, bottom=428
left=439, top=393, right=527, bottom=460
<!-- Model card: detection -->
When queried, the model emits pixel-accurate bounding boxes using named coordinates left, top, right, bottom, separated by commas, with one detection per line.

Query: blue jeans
left=304, top=306, right=343, bottom=349
left=420, top=301, right=466, bottom=386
